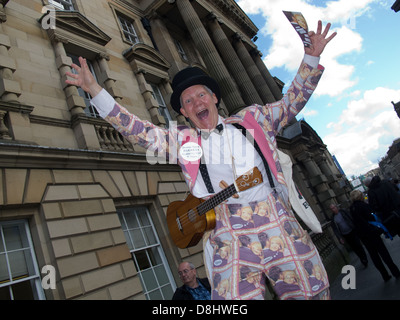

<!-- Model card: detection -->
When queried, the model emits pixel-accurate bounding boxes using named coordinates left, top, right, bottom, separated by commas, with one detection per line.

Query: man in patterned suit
left=66, top=21, right=336, bottom=300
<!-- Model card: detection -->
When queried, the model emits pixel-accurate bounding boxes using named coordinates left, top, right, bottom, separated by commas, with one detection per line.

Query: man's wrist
left=89, top=83, right=103, bottom=99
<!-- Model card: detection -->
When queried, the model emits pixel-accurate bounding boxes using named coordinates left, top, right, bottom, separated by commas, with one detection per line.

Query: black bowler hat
left=170, top=67, right=221, bottom=114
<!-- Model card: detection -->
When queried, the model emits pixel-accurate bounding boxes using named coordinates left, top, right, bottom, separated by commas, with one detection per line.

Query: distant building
left=392, top=101, right=400, bottom=119
left=332, top=155, right=345, bottom=175
left=379, top=138, right=400, bottom=179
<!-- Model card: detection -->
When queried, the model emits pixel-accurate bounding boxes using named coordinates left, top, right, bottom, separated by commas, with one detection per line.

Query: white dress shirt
left=193, top=117, right=285, bottom=204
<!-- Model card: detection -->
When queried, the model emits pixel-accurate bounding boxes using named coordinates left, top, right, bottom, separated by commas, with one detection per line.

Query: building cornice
left=208, top=0, right=258, bottom=38
left=0, top=142, right=180, bottom=172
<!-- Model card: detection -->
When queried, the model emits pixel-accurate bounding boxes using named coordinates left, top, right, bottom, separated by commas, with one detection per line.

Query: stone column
left=315, top=153, right=349, bottom=206
left=251, top=49, right=283, bottom=101
left=160, top=77, right=189, bottom=126
left=0, top=23, right=21, bottom=102
left=53, top=40, right=100, bottom=149
left=292, top=160, right=325, bottom=223
left=148, top=13, right=182, bottom=79
left=0, top=5, right=34, bottom=143
left=136, top=70, right=166, bottom=127
left=297, top=151, right=335, bottom=215
left=175, top=0, right=245, bottom=114
left=54, top=40, right=86, bottom=116
left=97, top=55, right=123, bottom=104
left=233, top=33, right=275, bottom=104
left=207, top=13, right=262, bottom=107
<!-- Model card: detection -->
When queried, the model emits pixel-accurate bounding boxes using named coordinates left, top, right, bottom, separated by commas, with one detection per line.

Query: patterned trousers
left=206, top=192, right=330, bottom=300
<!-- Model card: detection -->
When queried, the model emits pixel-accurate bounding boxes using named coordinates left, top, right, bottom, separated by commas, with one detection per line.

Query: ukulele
left=167, top=167, right=263, bottom=249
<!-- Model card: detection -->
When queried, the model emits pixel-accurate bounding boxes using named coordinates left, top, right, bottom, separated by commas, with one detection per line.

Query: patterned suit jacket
left=102, top=59, right=324, bottom=194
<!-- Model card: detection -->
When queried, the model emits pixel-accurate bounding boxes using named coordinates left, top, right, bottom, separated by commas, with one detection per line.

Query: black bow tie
left=200, top=123, right=224, bottom=140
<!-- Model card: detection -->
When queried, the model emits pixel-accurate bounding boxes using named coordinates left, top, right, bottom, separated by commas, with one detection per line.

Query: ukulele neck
left=197, top=184, right=237, bottom=216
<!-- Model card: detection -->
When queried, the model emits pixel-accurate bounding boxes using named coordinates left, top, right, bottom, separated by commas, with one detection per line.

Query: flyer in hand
left=283, top=11, right=312, bottom=47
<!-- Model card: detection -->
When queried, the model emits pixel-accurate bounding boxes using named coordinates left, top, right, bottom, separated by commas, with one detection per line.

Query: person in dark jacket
left=367, top=176, right=400, bottom=237
left=172, top=262, right=211, bottom=300
left=349, top=190, right=400, bottom=282
left=330, top=203, right=368, bottom=267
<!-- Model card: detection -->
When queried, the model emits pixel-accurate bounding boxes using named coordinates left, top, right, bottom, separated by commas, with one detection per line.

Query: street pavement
left=330, top=235, right=400, bottom=300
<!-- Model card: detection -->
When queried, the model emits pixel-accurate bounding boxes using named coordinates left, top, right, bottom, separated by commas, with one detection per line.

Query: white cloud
left=349, top=90, right=362, bottom=98
left=315, top=59, right=357, bottom=97
left=236, top=0, right=400, bottom=177
left=236, top=0, right=375, bottom=97
left=299, top=107, right=318, bottom=117
left=323, top=87, right=400, bottom=176
left=339, top=87, right=400, bottom=125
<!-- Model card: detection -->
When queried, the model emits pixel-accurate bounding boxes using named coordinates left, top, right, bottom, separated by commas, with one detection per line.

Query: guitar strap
left=232, top=123, right=276, bottom=190
left=198, top=123, right=276, bottom=194
left=199, top=158, right=215, bottom=193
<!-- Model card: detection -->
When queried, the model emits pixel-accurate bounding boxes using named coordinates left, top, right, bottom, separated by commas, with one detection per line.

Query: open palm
left=65, top=57, right=102, bottom=97
left=305, top=20, right=337, bottom=57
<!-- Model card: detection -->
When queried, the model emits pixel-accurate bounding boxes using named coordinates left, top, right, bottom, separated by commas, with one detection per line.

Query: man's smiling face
left=179, top=84, right=219, bottom=130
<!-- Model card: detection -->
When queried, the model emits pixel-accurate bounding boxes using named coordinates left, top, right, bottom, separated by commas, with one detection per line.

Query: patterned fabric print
left=209, top=193, right=330, bottom=300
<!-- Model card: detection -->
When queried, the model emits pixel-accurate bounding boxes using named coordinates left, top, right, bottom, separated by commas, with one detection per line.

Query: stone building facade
left=378, top=103, right=400, bottom=179
left=379, top=138, right=400, bottom=179
left=0, top=0, right=350, bottom=300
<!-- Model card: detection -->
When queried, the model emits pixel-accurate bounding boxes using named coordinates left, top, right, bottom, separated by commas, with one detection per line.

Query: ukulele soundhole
left=188, top=209, right=197, bottom=223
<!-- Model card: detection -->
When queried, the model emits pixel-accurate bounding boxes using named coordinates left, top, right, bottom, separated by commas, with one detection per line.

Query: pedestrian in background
left=172, top=262, right=211, bottom=300
left=349, top=190, right=400, bottom=282
left=366, top=176, right=400, bottom=237
left=330, top=203, right=368, bottom=267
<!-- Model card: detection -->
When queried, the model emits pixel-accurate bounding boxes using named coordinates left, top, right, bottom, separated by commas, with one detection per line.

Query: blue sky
left=236, top=0, right=400, bottom=177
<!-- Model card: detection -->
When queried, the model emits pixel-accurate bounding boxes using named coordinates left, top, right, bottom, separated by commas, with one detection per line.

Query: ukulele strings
left=173, top=167, right=260, bottom=230
left=175, top=184, right=237, bottom=229
left=176, top=185, right=235, bottom=228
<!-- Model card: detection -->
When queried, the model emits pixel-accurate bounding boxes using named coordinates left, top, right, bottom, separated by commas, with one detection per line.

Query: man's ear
left=180, top=107, right=188, bottom=118
left=212, top=93, right=218, bottom=105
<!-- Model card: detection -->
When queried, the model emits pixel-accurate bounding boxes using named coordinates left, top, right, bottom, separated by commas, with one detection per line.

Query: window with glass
left=0, top=220, right=45, bottom=300
left=49, top=0, right=75, bottom=11
left=150, top=83, right=173, bottom=127
left=117, top=207, right=176, bottom=300
left=67, top=54, right=100, bottom=118
left=118, top=15, right=139, bottom=45
left=174, top=39, right=188, bottom=61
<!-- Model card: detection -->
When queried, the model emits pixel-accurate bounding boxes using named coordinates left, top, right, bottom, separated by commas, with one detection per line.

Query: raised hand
left=305, top=20, right=337, bottom=57
left=65, top=57, right=102, bottom=97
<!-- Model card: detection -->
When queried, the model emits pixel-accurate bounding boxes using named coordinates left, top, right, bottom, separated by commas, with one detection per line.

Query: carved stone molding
left=123, top=42, right=171, bottom=75
left=39, top=10, right=111, bottom=59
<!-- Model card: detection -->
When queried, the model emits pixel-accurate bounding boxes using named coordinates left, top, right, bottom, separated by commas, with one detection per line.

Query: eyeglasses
left=178, top=268, right=194, bottom=276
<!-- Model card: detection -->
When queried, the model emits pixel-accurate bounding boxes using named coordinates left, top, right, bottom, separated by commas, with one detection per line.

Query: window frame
left=48, top=0, right=75, bottom=11
left=0, top=220, right=45, bottom=300
left=149, top=83, right=173, bottom=127
left=117, top=206, right=176, bottom=300
left=67, top=53, right=101, bottom=118
left=174, top=39, right=188, bottom=61
left=117, top=14, right=140, bottom=45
